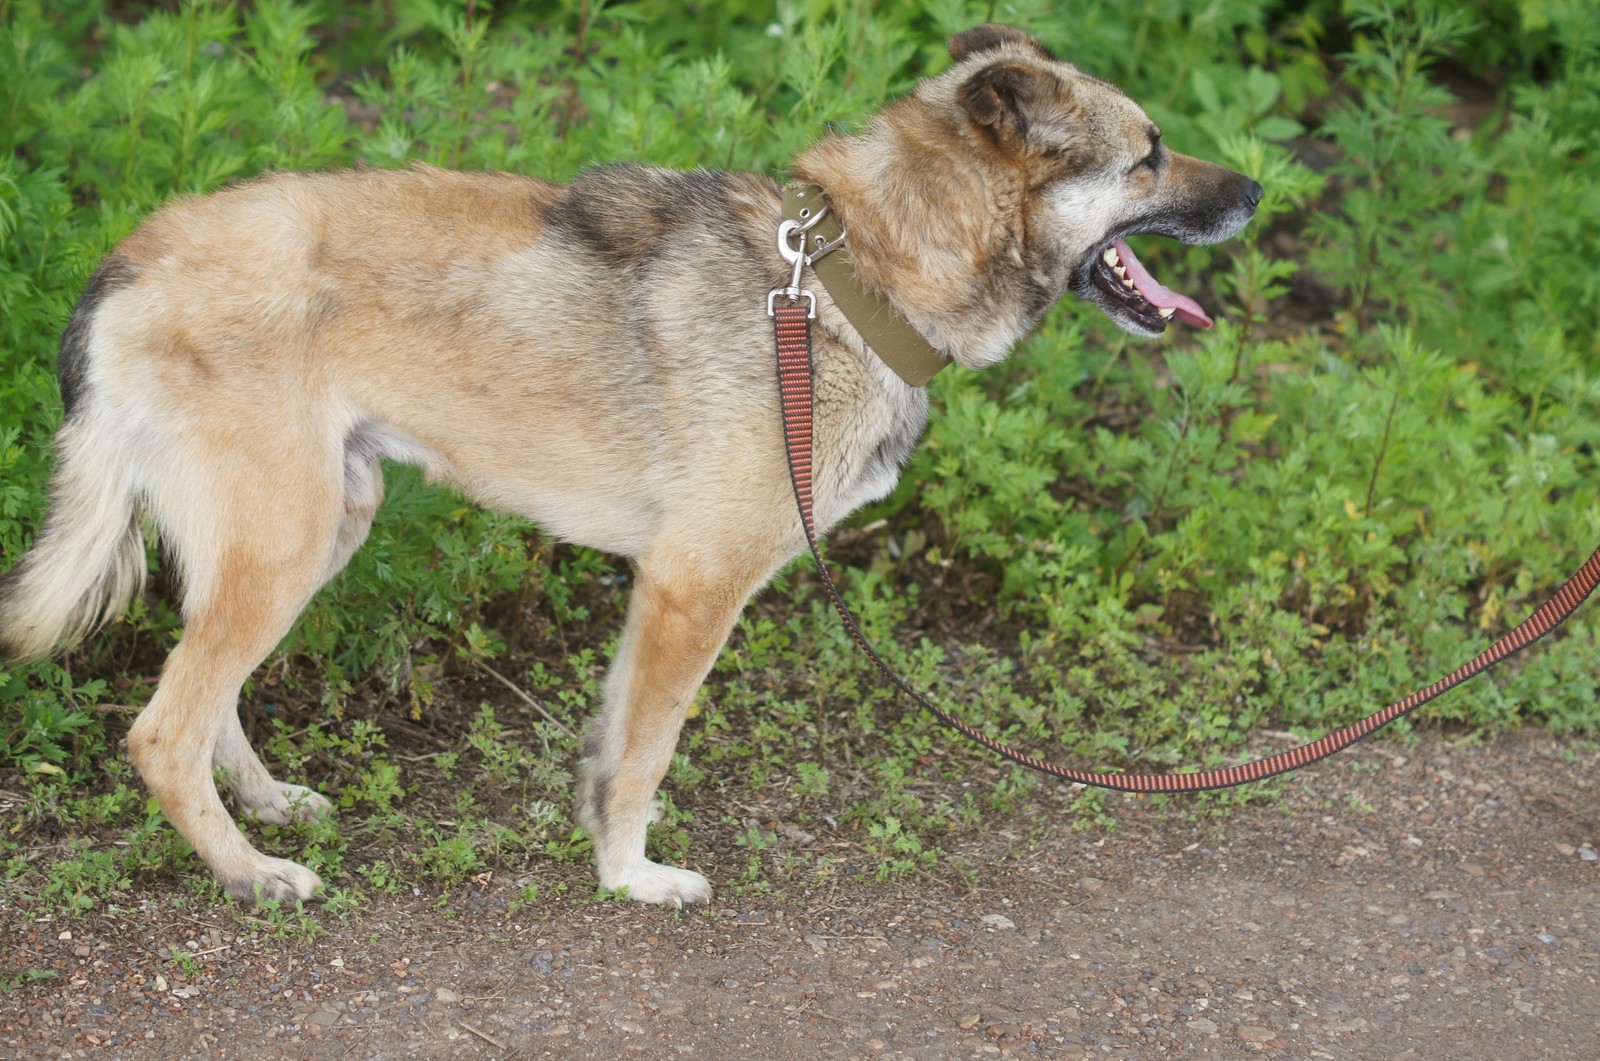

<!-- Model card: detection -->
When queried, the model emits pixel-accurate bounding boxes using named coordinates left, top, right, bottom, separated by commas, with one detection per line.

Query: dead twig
left=474, top=661, right=575, bottom=739
left=458, top=1020, right=505, bottom=1050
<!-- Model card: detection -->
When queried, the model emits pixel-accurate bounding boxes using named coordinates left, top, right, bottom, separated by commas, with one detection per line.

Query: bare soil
left=2, top=731, right=1596, bottom=1059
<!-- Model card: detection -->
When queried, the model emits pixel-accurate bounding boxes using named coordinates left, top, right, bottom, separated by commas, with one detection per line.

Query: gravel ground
left=3, top=731, right=1596, bottom=1060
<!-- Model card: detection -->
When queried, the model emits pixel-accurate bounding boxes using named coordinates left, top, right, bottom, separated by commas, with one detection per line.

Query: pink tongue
left=1113, top=239, right=1213, bottom=329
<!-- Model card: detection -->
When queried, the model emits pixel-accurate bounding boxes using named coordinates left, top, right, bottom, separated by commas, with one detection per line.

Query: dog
left=0, top=24, right=1260, bottom=906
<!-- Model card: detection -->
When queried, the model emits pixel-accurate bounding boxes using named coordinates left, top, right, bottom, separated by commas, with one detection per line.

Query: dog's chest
left=810, top=360, right=930, bottom=530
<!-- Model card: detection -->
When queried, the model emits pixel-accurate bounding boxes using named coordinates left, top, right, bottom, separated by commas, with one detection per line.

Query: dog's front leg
left=575, top=558, right=749, bottom=906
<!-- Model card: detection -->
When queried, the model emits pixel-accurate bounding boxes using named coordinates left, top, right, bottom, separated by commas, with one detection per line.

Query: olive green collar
left=781, top=183, right=950, bottom=387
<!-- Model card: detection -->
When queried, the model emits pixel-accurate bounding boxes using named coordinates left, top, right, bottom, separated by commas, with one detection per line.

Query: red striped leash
left=767, top=297, right=1600, bottom=793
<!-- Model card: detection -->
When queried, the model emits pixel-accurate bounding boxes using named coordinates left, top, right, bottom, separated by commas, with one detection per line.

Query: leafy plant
left=0, top=0, right=1595, bottom=921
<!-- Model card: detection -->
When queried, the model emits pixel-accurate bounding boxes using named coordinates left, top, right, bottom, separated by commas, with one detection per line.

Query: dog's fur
left=0, top=25, right=1259, bottom=906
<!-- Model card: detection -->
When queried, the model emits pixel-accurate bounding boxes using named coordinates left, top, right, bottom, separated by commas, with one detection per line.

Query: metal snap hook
left=769, top=219, right=816, bottom=318
left=776, top=219, right=807, bottom=292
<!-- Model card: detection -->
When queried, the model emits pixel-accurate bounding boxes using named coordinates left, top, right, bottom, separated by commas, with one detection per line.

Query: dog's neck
left=791, top=113, right=1048, bottom=372
left=780, top=182, right=950, bottom=387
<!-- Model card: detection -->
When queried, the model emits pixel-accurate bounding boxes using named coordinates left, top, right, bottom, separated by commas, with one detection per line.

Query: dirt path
left=3, top=732, right=1596, bottom=1059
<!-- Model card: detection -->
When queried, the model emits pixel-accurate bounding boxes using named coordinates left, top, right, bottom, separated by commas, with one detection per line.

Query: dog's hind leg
left=575, top=553, right=756, bottom=906
left=127, top=434, right=347, bottom=903
left=213, top=447, right=384, bottom=826
left=215, top=719, right=333, bottom=826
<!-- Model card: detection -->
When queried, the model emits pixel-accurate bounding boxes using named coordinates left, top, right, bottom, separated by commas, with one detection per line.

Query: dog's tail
left=0, top=262, right=147, bottom=663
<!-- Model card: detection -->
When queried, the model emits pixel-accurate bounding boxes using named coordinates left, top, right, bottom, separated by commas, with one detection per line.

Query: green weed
left=0, top=968, right=57, bottom=994
left=0, top=0, right=1595, bottom=918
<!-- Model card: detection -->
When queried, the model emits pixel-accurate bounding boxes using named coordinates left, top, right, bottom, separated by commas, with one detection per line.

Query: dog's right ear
left=948, top=24, right=1058, bottom=63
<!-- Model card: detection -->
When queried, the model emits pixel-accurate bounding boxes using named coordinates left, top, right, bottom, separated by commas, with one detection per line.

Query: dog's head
left=947, top=24, right=1263, bottom=337
left=796, top=24, right=1262, bottom=364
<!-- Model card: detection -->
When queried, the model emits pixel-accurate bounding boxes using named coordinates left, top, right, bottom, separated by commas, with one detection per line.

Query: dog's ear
left=956, top=61, right=1065, bottom=154
left=948, top=24, right=1058, bottom=63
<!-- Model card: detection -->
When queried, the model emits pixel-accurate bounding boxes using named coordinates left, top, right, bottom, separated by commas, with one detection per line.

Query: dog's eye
left=1132, top=127, right=1164, bottom=175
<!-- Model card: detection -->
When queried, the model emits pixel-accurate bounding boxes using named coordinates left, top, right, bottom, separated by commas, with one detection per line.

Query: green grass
left=1, top=0, right=1598, bottom=922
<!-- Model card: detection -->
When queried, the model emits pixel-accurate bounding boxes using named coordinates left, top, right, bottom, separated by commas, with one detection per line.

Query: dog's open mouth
left=1091, top=239, right=1213, bottom=331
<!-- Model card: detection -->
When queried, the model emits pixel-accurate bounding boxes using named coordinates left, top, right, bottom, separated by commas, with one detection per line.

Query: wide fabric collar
left=781, top=183, right=949, bottom=387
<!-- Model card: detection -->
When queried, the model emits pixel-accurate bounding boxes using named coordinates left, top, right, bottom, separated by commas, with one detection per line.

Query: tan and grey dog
left=0, top=25, right=1260, bottom=906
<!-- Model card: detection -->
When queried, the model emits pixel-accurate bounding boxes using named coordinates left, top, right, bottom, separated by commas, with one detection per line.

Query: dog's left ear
left=948, top=24, right=1058, bottom=63
left=956, top=61, right=1066, bottom=154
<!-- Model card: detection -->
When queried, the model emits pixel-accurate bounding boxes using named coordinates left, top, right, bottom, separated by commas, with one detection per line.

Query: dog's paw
left=604, top=860, right=712, bottom=908
left=243, top=782, right=335, bottom=826
left=222, top=857, right=324, bottom=904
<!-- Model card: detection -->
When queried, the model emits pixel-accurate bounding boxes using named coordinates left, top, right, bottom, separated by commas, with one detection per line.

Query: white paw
left=602, top=860, right=712, bottom=908
left=223, top=856, right=324, bottom=904
left=244, top=783, right=334, bottom=826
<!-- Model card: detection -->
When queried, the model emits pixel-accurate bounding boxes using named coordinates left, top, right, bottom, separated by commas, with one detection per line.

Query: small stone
left=1078, top=877, right=1105, bottom=894
left=980, top=914, right=1016, bottom=931
left=958, top=1014, right=981, bottom=1030
left=1579, top=846, right=1598, bottom=862
left=1554, top=843, right=1576, bottom=856
left=434, top=987, right=459, bottom=1003
left=1237, top=1025, right=1276, bottom=1043
left=1186, top=1018, right=1219, bottom=1034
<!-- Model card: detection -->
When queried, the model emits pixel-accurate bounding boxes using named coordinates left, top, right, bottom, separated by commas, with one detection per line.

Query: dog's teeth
left=1113, top=265, right=1127, bottom=280
left=1102, top=247, right=1119, bottom=267
left=1158, top=307, right=1175, bottom=319
left=1122, top=276, right=1135, bottom=290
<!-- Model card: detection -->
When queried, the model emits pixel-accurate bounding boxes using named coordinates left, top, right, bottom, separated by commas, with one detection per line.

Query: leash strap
left=772, top=298, right=1600, bottom=792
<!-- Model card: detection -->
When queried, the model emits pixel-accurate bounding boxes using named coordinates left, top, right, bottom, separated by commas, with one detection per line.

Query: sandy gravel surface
left=3, top=731, right=1596, bottom=1059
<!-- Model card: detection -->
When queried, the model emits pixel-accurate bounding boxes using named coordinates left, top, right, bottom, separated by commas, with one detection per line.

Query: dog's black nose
left=1244, top=178, right=1264, bottom=209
